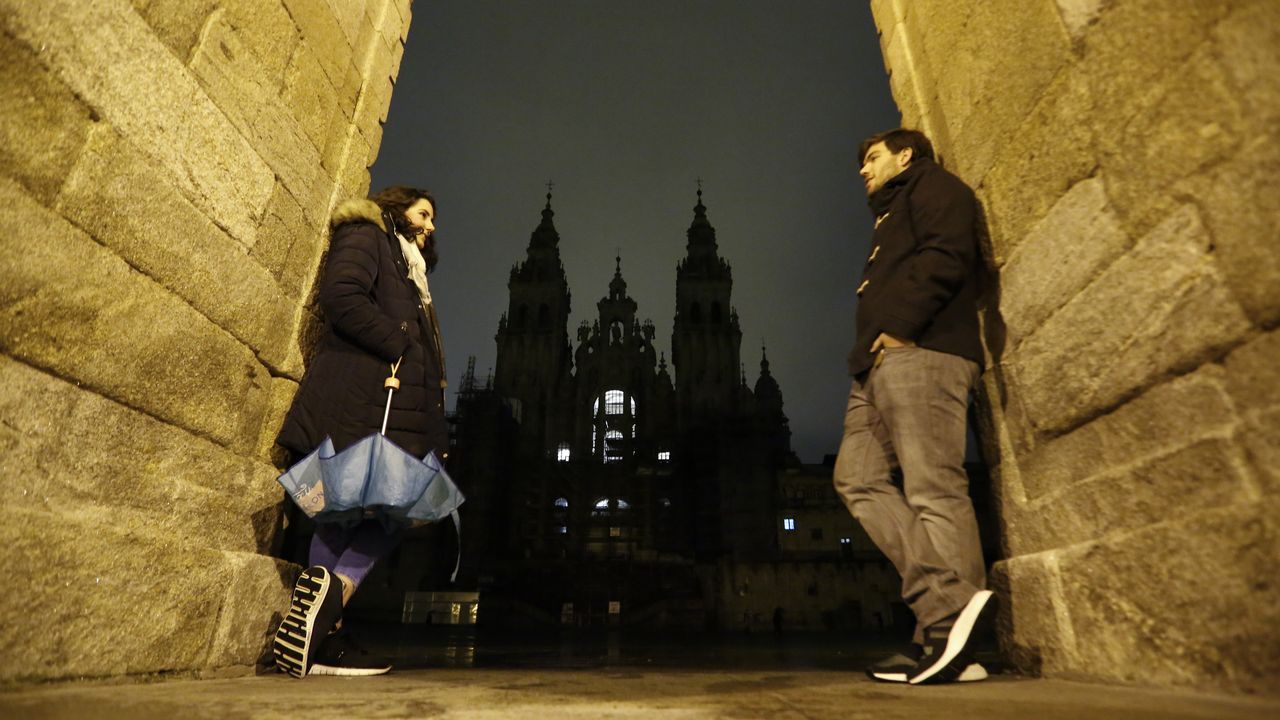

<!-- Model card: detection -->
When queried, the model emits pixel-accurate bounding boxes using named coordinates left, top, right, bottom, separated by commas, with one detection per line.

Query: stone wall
left=0, top=0, right=410, bottom=682
left=868, top=0, right=1278, bottom=694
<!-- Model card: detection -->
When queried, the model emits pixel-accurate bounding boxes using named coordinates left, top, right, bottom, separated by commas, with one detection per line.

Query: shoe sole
left=909, top=590, right=996, bottom=685
left=272, top=566, right=337, bottom=679
left=871, top=663, right=988, bottom=684
left=309, top=663, right=393, bottom=677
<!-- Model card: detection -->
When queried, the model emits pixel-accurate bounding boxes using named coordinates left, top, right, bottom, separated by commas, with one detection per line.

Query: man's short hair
left=859, top=128, right=935, bottom=165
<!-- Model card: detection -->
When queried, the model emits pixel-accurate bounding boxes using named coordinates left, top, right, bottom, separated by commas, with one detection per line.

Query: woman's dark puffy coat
left=277, top=199, right=447, bottom=460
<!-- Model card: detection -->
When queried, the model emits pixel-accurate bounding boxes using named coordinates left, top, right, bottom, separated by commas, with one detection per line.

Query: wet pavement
left=3, top=629, right=1274, bottom=719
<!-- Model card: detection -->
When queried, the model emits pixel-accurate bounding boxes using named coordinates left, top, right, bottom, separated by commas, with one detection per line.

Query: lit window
left=556, top=443, right=571, bottom=462
left=840, top=537, right=852, bottom=545
left=558, top=525, right=568, bottom=534
left=605, top=389, right=625, bottom=415
left=604, top=430, right=623, bottom=463
left=617, top=499, right=630, bottom=510
left=657, top=451, right=671, bottom=462
left=594, top=498, right=610, bottom=515
left=609, top=527, right=621, bottom=538
left=659, top=497, right=671, bottom=508
left=554, top=497, right=569, bottom=508
left=783, top=517, right=796, bottom=531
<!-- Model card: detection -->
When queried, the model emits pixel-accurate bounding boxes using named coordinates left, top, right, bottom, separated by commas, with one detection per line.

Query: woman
left=272, top=186, right=447, bottom=678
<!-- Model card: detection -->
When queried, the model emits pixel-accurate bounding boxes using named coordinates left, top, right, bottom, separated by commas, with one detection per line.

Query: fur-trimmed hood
left=330, top=198, right=387, bottom=232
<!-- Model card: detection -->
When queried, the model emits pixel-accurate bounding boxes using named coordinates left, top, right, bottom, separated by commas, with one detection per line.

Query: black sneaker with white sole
left=272, top=565, right=343, bottom=678
left=309, top=628, right=392, bottom=677
left=908, top=589, right=997, bottom=685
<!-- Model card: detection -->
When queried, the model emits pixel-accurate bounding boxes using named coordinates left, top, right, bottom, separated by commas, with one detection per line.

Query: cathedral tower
left=671, top=188, right=743, bottom=428
left=494, top=192, right=574, bottom=450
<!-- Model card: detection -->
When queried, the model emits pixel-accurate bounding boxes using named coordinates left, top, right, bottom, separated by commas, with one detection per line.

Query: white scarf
left=396, top=232, right=432, bottom=306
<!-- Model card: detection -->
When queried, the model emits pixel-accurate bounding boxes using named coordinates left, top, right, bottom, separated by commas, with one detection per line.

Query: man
left=833, top=128, right=993, bottom=685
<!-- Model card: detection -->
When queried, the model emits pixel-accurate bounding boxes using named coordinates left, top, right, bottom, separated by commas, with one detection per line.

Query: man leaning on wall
left=832, top=128, right=995, bottom=685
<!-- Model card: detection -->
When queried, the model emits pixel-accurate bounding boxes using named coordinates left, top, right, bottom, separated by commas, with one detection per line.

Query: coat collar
left=330, top=199, right=387, bottom=233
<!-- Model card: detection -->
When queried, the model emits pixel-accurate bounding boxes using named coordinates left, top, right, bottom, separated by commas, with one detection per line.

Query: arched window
left=556, top=442, right=571, bottom=462
left=711, top=301, right=722, bottom=323
left=592, top=389, right=636, bottom=459
left=516, top=303, right=529, bottom=329
left=538, top=303, right=551, bottom=330
left=554, top=497, right=569, bottom=508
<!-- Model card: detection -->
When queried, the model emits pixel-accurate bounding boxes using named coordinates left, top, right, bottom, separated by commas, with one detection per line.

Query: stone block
left=1012, top=204, right=1252, bottom=438
left=0, top=29, right=95, bottom=205
left=1055, top=501, right=1280, bottom=693
left=990, top=554, right=1077, bottom=676
left=1240, top=407, right=1280, bottom=498
left=221, top=0, right=303, bottom=91
left=1172, top=133, right=1280, bottom=327
left=256, top=376, right=301, bottom=461
left=1, top=0, right=275, bottom=246
left=1082, top=0, right=1234, bottom=131
left=1097, top=41, right=1250, bottom=240
left=128, top=0, right=218, bottom=64
left=1018, top=366, right=1236, bottom=501
left=1223, top=330, right=1280, bottom=414
left=283, top=0, right=354, bottom=92
left=0, top=357, right=283, bottom=555
left=1, top=509, right=293, bottom=682
left=324, top=0, right=369, bottom=50
left=0, top=179, right=271, bottom=453
left=998, top=177, right=1130, bottom=345
left=1053, top=0, right=1104, bottom=42
left=190, top=11, right=330, bottom=229
left=282, top=42, right=345, bottom=160
left=203, top=551, right=297, bottom=669
left=918, top=0, right=1070, bottom=184
left=978, top=70, right=1098, bottom=264
left=56, top=127, right=296, bottom=374
left=1011, top=437, right=1252, bottom=557
left=1213, top=1, right=1280, bottom=133
left=253, top=182, right=323, bottom=303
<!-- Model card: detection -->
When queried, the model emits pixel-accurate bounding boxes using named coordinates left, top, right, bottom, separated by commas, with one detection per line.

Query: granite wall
left=868, top=0, right=1278, bottom=694
left=0, top=0, right=409, bottom=682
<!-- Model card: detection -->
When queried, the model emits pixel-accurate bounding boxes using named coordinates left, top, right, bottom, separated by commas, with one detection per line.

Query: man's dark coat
left=848, top=157, right=984, bottom=377
left=277, top=200, right=447, bottom=460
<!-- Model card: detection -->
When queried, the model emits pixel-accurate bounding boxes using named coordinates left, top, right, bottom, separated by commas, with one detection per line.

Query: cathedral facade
left=446, top=190, right=796, bottom=626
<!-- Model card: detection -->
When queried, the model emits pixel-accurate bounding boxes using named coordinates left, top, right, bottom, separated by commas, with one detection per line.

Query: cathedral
left=443, top=189, right=799, bottom=627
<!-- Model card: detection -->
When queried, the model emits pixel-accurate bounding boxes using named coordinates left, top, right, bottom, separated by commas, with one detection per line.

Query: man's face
left=859, top=141, right=912, bottom=195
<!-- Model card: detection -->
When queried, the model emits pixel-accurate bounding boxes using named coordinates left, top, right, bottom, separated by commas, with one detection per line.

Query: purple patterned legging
left=309, top=520, right=401, bottom=591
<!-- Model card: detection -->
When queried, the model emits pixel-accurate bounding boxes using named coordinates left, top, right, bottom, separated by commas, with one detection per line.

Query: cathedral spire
left=609, top=254, right=627, bottom=300
left=530, top=186, right=559, bottom=249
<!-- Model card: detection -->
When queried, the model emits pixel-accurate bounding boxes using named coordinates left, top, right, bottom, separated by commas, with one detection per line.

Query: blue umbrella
left=277, top=359, right=466, bottom=577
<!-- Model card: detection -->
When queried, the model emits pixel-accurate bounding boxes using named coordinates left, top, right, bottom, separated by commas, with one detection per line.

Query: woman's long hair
left=370, top=185, right=439, bottom=271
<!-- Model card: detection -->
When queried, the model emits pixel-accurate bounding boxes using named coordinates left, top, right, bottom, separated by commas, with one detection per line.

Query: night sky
left=370, top=1, right=900, bottom=463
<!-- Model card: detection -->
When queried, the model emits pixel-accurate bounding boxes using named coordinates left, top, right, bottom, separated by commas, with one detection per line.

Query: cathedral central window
left=592, top=389, right=636, bottom=461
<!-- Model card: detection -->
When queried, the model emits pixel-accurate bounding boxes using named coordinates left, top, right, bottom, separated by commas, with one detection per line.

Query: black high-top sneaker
left=272, top=566, right=343, bottom=678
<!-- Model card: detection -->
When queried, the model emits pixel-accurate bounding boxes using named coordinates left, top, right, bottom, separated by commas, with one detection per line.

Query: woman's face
left=403, top=198, right=435, bottom=247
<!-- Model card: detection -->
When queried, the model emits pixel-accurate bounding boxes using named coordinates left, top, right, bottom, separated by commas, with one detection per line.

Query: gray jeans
left=833, top=346, right=984, bottom=642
